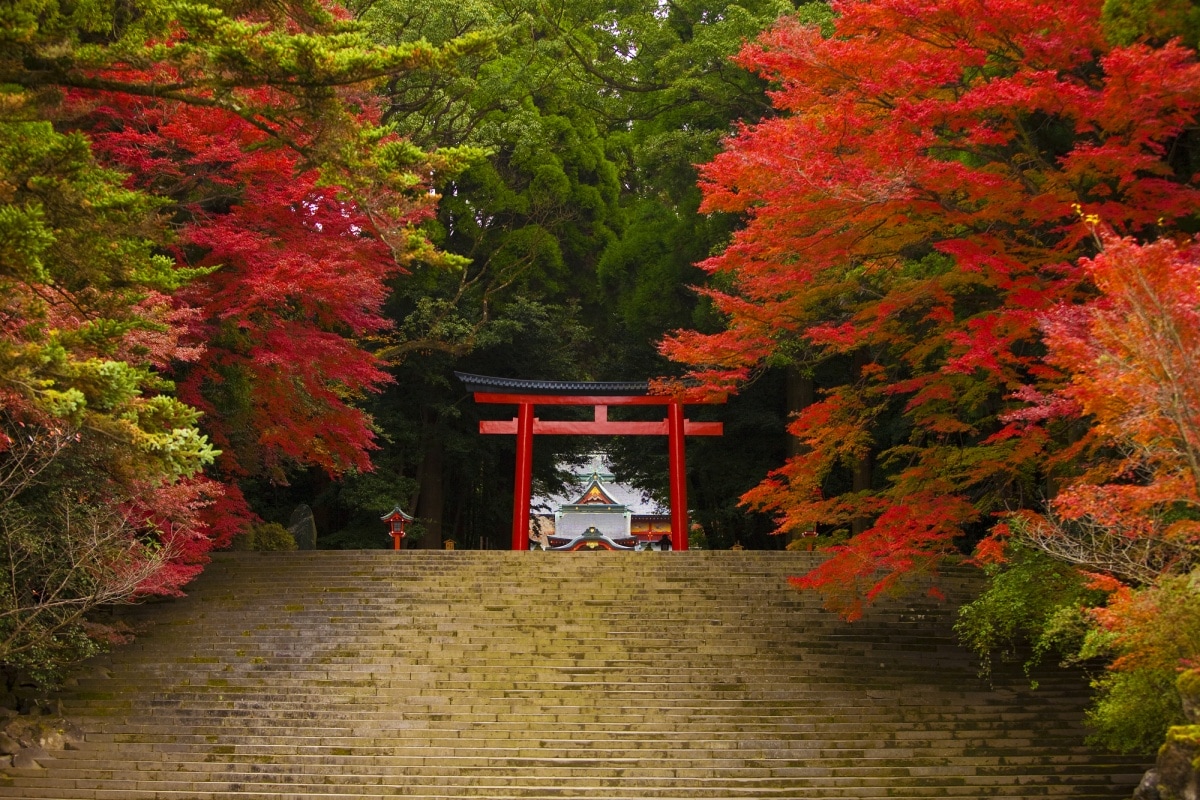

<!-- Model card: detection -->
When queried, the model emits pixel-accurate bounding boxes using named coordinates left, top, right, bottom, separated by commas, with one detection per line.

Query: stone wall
left=1135, top=670, right=1200, bottom=800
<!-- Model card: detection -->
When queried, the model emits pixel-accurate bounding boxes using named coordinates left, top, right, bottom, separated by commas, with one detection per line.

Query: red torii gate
left=456, top=373, right=724, bottom=551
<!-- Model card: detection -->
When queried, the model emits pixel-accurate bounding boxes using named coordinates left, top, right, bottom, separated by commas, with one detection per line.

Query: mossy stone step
left=0, top=551, right=1150, bottom=799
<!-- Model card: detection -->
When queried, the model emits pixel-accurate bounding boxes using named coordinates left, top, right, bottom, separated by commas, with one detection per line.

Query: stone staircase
left=0, top=550, right=1149, bottom=799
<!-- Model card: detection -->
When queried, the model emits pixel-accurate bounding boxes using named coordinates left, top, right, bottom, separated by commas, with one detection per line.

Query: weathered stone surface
left=1137, top=670, right=1200, bottom=800
left=0, top=715, right=83, bottom=760
left=32, top=729, right=63, bottom=751
left=1160, top=741, right=1198, bottom=798
left=0, top=552, right=1154, bottom=798
left=1183, top=669, right=1200, bottom=722
left=11, top=746, right=47, bottom=769
left=288, top=504, right=317, bottom=550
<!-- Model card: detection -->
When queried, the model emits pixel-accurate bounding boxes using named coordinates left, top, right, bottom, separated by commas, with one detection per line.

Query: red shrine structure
left=456, top=373, right=725, bottom=551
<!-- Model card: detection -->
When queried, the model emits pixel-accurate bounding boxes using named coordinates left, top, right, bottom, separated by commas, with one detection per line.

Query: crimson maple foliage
left=80, top=86, right=438, bottom=492
left=662, top=0, right=1200, bottom=616
left=1018, top=225, right=1200, bottom=750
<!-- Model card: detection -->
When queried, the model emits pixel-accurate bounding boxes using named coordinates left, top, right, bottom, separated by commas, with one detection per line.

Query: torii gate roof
left=455, top=372, right=650, bottom=397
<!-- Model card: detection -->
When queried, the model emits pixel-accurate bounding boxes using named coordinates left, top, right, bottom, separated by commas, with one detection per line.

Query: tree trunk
left=851, top=350, right=873, bottom=535
left=416, top=424, right=445, bottom=550
left=785, top=366, right=815, bottom=459
left=785, top=366, right=815, bottom=545
left=851, top=450, right=873, bottom=535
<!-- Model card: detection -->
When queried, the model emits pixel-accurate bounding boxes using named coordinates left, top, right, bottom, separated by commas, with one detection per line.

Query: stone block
left=11, top=747, right=47, bottom=769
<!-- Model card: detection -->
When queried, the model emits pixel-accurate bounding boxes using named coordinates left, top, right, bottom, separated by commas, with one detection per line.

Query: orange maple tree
left=1004, top=232, right=1200, bottom=583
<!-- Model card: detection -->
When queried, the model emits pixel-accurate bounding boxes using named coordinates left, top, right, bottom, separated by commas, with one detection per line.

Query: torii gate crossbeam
left=456, top=373, right=724, bottom=551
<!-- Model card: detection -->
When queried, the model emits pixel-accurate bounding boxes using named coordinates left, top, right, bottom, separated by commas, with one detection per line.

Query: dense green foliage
left=955, top=544, right=1106, bottom=682
left=1103, top=0, right=1200, bottom=46
left=262, top=0, right=809, bottom=550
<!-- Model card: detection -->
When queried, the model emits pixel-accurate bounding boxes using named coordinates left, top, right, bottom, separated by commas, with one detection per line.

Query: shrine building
left=531, top=455, right=673, bottom=551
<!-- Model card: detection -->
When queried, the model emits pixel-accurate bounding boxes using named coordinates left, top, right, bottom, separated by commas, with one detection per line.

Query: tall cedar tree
left=661, top=0, right=1200, bottom=617
left=336, top=0, right=804, bottom=550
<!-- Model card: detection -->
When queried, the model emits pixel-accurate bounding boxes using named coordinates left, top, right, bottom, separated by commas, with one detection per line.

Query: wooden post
left=668, top=401, right=688, bottom=551
left=512, top=402, right=534, bottom=551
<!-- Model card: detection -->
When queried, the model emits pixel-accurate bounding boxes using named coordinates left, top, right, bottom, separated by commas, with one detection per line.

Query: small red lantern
left=381, top=506, right=413, bottom=550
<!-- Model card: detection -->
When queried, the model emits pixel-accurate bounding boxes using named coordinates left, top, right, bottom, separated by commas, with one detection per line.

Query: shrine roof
left=455, top=372, right=650, bottom=397
left=572, top=474, right=620, bottom=506
left=533, top=456, right=667, bottom=517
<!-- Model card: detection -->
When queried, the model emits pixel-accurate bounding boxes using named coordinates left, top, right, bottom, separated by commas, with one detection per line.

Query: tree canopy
left=659, top=0, right=1200, bottom=753
left=663, top=0, right=1200, bottom=614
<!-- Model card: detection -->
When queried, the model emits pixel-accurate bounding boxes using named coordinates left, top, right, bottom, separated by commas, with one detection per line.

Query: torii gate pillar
left=457, top=373, right=724, bottom=551
left=667, top=400, right=688, bottom=550
left=513, top=401, right=535, bottom=550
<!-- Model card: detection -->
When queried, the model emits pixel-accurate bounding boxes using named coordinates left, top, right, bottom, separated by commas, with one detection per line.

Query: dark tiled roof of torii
left=455, top=372, right=650, bottom=396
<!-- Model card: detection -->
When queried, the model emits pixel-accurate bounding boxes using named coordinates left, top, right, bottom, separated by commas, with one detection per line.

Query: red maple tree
left=662, top=0, right=1200, bottom=616
left=79, top=83, right=440, bottom=493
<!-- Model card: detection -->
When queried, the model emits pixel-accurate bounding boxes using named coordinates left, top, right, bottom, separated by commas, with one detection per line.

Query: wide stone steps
left=0, top=550, right=1149, bottom=798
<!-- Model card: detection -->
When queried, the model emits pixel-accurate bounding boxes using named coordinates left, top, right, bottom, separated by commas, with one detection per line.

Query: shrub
left=1086, top=668, right=1182, bottom=752
left=1083, top=574, right=1200, bottom=752
left=955, top=543, right=1106, bottom=682
left=228, top=529, right=255, bottom=550
left=248, top=523, right=297, bottom=551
